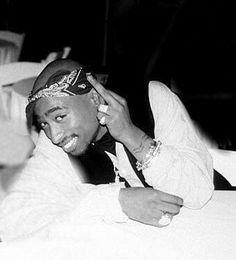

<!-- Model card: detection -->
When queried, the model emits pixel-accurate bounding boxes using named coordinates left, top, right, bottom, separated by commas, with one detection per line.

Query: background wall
left=1, top=0, right=235, bottom=149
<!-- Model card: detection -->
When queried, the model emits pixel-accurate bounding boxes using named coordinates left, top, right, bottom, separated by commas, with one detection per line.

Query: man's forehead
left=35, top=96, right=69, bottom=115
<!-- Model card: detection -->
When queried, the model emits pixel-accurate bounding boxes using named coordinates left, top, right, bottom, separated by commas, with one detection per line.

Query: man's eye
left=55, top=115, right=66, bottom=122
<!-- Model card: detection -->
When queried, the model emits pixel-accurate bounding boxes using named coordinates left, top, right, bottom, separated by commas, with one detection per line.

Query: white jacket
left=0, top=81, right=214, bottom=241
left=112, top=81, right=214, bottom=208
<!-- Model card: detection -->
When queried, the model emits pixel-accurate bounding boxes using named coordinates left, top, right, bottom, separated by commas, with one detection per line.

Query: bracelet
left=136, top=140, right=162, bottom=171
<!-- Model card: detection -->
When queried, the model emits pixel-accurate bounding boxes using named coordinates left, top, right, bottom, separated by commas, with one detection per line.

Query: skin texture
left=119, top=187, right=183, bottom=227
left=34, top=90, right=107, bottom=156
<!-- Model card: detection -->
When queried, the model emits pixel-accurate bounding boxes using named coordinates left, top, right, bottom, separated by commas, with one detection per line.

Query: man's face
left=34, top=94, right=102, bottom=156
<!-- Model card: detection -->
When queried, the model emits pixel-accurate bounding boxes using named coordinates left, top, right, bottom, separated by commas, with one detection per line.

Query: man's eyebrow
left=45, top=106, right=65, bottom=116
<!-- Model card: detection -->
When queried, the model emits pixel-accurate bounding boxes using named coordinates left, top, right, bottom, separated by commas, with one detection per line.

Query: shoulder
left=148, top=81, right=173, bottom=98
left=33, top=131, right=72, bottom=171
left=147, top=81, right=177, bottom=110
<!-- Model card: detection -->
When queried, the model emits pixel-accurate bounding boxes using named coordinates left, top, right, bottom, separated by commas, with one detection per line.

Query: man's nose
left=50, top=125, right=64, bottom=145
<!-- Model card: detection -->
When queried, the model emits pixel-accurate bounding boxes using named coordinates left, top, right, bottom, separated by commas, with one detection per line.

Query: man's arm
left=120, top=82, right=214, bottom=209
left=87, top=76, right=214, bottom=209
left=141, top=81, right=214, bottom=208
left=0, top=131, right=182, bottom=241
left=0, top=131, right=126, bottom=241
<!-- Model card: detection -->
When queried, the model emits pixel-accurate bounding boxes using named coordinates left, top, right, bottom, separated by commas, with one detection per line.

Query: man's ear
left=89, top=88, right=105, bottom=107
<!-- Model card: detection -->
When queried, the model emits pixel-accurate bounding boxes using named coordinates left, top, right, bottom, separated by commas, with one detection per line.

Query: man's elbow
left=183, top=182, right=214, bottom=209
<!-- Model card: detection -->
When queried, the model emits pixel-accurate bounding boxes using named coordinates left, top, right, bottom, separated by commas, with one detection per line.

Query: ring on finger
left=98, top=104, right=109, bottom=113
left=158, top=212, right=172, bottom=226
left=100, top=116, right=106, bottom=125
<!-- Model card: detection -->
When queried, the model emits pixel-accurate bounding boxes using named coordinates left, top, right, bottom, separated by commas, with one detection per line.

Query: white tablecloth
left=0, top=191, right=235, bottom=260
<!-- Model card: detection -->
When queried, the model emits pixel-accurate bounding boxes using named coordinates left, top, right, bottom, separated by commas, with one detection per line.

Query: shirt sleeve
left=0, top=131, right=127, bottom=241
left=142, top=81, right=214, bottom=209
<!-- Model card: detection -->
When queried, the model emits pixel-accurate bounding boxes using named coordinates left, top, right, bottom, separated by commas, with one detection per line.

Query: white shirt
left=112, top=81, right=214, bottom=208
left=0, top=81, right=214, bottom=241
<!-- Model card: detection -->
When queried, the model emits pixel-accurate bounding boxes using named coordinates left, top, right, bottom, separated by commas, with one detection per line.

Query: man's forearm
left=119, top=125, right=154, bottom=163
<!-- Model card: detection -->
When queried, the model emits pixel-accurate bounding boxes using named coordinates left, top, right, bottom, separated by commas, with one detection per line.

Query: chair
left=41, top=46, right=71, bottom=64
left=0, top=30, right=25, bottom=64
left=0, top=62, right=45, bottom=199
left=0, top=61, right=46, bottom=87
left=0, top=62, right=47, bottom=136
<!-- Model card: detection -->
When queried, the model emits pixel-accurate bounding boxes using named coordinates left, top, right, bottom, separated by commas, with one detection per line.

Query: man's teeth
left=63, top=137, right=78, bottom=150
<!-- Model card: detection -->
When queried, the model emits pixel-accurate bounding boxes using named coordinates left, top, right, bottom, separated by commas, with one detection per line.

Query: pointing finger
left=87, top=75, right=116, bottom=106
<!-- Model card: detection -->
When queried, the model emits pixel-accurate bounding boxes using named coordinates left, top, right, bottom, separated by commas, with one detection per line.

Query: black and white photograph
left=0, top=0, right=235, bottom=259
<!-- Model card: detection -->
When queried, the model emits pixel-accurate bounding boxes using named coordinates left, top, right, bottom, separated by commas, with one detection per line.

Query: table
left=117, top=190, right=236, bottom=259
left=0, top=191, right=235, bottom=260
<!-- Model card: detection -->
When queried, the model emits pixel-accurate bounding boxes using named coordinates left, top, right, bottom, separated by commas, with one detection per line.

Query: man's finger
left=87, top=75, right=116, bottom=106
left=99, top=116, right=106, bottom=125
left=157, top=190, right=183, bottom=206
left=87, top=74, right=106, bottom=95
left=158, top=202, right=181, bottom=215
left=158, top=213, right=173, bottom=227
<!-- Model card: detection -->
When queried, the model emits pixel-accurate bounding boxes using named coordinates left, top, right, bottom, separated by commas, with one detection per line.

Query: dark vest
left=78, top=132, right=151, bottom=187
left=77, top=133, right=235, bottom=190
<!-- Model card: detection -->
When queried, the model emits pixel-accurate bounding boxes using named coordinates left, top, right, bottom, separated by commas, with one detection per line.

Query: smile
left=62, top=136, right=78, bottom=153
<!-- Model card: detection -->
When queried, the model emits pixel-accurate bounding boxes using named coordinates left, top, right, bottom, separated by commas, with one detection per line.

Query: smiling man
left=0, top=59, right=214, bottom=241
left=32, top=71, right=106, bottom=156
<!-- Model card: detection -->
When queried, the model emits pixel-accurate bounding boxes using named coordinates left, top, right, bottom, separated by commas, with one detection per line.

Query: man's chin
left=66, top=146, right=88, bottom=157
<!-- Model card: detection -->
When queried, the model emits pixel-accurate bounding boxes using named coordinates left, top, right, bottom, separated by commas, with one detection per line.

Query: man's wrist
left=120, top=126, right=154, bottom=162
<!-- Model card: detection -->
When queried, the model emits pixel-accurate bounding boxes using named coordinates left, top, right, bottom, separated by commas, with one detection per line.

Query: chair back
left=0, top=30, right=25, bottom=63
left=0, top=62, right=46, bottom=136
left=41, top=46, right=71, bottom=64
left=0, top=61, right=45, bottom=86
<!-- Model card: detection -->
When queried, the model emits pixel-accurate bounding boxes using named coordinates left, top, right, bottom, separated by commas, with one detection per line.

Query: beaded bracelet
left=136, top=140, right=162, bottom=171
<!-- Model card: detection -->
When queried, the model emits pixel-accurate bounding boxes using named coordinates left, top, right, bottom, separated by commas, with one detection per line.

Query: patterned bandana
left=28, top=67, right=93, bottom=104
left=26, top=67, right=94, bottom=129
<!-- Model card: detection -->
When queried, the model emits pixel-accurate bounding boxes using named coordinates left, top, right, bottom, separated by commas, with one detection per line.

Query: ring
left=100, top=116, right=106, bottom=125
left=158, top=212, right=172, bottom=226
left=98, top=104, right=108, bottom=113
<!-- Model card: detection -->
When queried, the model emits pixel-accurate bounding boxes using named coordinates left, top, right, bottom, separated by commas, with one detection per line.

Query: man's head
left=26, top=59, right=107, bottom=156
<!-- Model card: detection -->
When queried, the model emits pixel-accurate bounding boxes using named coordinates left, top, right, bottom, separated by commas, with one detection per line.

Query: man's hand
left=118, top=187, right=183, bottom=227
left=87, top=74, right=156, bottom=162
left=87, top=74, right=135, bottom=143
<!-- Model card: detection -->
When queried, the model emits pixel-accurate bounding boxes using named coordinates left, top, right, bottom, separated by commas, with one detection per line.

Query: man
left=0, top=59, right=214, bottom=241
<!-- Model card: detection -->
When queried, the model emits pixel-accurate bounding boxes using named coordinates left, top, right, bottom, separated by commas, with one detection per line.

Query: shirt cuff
left=96, top=183, right=128, bottom=223
left=67, top=183, right=128, bottom=225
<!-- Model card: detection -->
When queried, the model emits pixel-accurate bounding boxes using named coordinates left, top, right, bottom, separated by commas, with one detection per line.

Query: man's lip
left=61, top=136, right=78, bottom=153
left=58, top=135, right=76, bottom=147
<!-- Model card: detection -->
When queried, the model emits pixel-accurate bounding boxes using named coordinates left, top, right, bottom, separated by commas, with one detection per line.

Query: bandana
left=28, top=67, right=93, bottom=104
left=26, top=67, right=94, bottom=129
